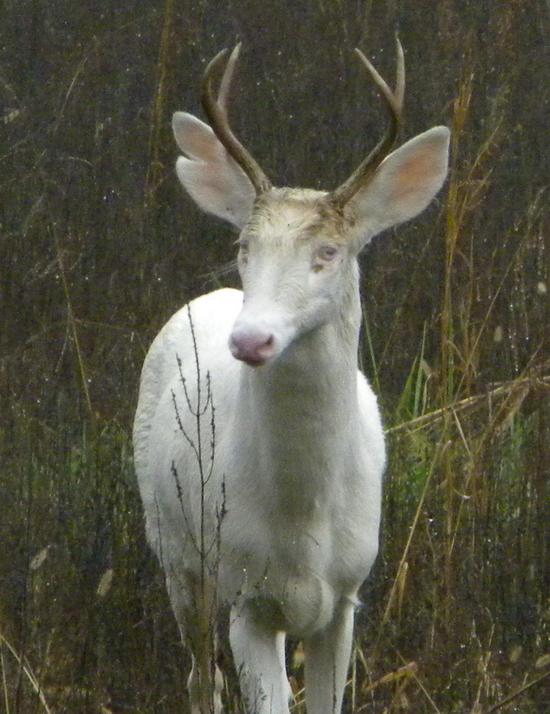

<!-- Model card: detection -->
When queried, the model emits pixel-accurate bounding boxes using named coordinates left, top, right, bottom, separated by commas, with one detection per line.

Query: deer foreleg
left=303, top=601, right=355, bottom=714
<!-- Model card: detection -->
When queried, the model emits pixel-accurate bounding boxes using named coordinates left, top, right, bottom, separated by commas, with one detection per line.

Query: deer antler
left=201, top=44, right=272, bottom=195
left=330, top=37, right=405, bottom=208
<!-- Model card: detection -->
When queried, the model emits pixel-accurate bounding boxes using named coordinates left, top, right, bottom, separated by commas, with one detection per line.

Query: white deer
left=133, top=41, right=449, bottom=714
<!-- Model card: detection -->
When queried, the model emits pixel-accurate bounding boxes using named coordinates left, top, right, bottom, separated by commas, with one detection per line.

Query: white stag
left=134, top=42, right=449, bottom=714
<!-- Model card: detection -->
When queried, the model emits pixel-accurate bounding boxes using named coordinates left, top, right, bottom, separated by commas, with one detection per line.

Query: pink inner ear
left=394, top=147, right=440, bottom=199
left=179, top=123, right=222, bottom=163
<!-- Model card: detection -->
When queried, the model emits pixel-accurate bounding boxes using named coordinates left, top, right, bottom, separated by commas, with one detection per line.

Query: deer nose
left=229, top=330, right=275, bottom=367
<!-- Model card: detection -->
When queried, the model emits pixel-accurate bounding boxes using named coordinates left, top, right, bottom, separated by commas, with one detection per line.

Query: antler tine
left=330, top=37, right=406, bottom=209
left=217, top=43, right=240, bottom=112
left=201, top=44, right=272, bottom=195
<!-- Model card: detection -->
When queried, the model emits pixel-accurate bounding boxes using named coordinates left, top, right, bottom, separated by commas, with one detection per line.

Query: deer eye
left=313, top=244, right=340, bottom=271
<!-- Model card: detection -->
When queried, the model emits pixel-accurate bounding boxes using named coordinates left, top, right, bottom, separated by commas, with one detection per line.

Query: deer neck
left=234, top=270, right=362, bottom=511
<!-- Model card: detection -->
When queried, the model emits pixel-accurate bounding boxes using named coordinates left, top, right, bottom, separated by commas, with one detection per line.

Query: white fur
left=134, top=106, right=449, bottom=713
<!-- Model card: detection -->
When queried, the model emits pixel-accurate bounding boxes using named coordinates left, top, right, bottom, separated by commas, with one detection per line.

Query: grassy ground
left=1, top=357, right=548, bottom=712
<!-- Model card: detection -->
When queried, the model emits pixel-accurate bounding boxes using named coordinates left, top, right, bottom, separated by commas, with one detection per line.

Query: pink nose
left=229, top=330, right=275, bottom=367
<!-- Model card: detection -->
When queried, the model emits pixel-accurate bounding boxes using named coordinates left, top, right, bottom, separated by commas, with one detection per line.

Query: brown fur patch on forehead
left=243, top=187, right=348, bottom=244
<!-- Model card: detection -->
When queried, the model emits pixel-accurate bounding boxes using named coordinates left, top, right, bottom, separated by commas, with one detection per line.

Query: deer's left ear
left=346, top=126, right=450, bottom=249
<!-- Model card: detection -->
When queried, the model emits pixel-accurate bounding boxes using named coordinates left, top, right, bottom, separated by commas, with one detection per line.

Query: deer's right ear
left=172, top=112, right=256, bottom=229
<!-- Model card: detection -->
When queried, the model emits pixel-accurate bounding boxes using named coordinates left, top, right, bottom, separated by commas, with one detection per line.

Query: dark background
left=1, top=1, right=548, bottom=712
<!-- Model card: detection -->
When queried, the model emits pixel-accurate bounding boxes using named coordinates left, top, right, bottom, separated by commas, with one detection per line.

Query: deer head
left=172, top=42, right=449, bottom=367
